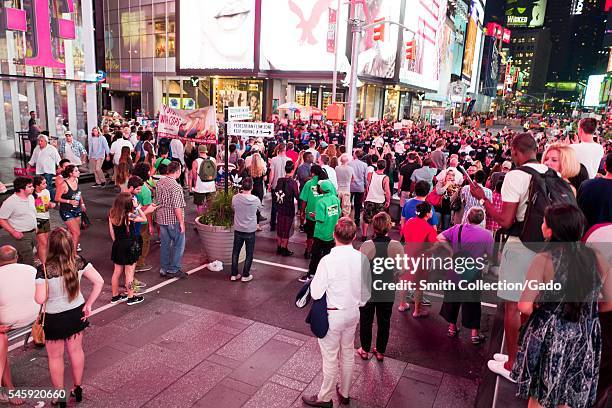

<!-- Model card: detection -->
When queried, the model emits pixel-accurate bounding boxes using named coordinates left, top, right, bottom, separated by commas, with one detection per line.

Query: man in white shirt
left=320, top=154, right=338, bottom=190
left=435, top=155, right=464, bottom=185
left=0, top=177, right=37, bottom=266
left=27, top=134, right=60, bottom=198
left=303, top=218, right=370, bottom=408
left=0, top=245, right=38, bottom=405
left=570, top=118, right=604, bottom=178
left=470, top=132, right=547, bottom=382
left=110, top=134, right=134, bottom=165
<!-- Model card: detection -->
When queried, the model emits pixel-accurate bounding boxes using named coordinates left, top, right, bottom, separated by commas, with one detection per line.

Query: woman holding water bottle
left=55, top=164, right=85, bottom=253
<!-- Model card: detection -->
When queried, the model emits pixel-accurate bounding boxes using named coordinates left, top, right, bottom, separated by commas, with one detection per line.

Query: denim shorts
left=60, top=208, right=82, bottom=222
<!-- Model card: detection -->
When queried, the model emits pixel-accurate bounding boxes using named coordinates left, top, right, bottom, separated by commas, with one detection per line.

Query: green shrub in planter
left=197, top=190, right=235, bottom=228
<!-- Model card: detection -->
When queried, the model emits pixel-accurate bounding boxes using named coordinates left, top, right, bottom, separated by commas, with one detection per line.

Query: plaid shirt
left=58, top=139, right=87, bottom=158
left=155, top=177, right=185, bottom=225
left=486, top=191, right=503, bottom=232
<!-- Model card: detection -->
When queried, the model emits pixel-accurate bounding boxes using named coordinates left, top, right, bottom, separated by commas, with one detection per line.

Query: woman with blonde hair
left=542, top=143, right=581, bottom=195
left=248, top=152, right=267, bottom=228
left=34, top=228, right=104, bottom=407
left=109, top=193, right=146, bottom=305
left=324, top=144, right=337, bottom=159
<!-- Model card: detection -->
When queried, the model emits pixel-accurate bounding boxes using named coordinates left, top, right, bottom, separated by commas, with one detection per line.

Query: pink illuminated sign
left=3, top=0, right=76, bottom=68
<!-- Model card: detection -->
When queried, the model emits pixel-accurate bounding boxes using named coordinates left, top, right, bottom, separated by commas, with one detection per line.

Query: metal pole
left=541, top=93, right=546, bottom=115
left=345, top=3, right=362, bottom=156
left=224, top=107, right=229, bottom=194
left=331, top=0, right=341, bottom=104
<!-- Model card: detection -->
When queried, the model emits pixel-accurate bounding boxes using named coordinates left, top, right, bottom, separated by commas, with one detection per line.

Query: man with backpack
left=188, top=145, right=216, bottom=216
left=470, top=132, right=576, bottom=382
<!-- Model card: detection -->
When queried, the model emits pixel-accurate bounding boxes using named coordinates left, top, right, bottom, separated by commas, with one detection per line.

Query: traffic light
left=405, top=40, right=415, bottom=60
left=373, top=18, right=385, bottom=42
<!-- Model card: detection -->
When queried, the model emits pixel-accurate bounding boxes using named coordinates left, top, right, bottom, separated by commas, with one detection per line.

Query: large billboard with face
left=462, top=15, right=477, bottom=82
left=399, top=0, right=448, bottom=91
left=505, top=0, right=547, bottom=28
left=179, top=0, right=256, bottom=70
left=259, top=0, right=349, bottom=71
left=357, top=0, right=401, bottom=79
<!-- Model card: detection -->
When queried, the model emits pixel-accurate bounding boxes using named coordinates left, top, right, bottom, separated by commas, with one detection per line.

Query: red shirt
left=401, top=217, right=438, bottom=256
left=286, top=149, right=298, bottom=163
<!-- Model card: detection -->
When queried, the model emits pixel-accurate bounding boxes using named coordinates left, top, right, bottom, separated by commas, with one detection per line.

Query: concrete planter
left=194, top=218, right=245, bottom=266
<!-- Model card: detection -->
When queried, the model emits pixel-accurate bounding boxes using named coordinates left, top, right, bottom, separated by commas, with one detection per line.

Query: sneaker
left=241, top=275, right=253, bottom=282
left=126, top=296, right=144, bottom=306
left=487, top=359, right=516, bottom=383
left=91, top=183, right=102, bottom=188
left=281, top=248, right=294, bottom=256
left=135, top=264, right=153, bottom=272
left=298, top=274, right=312, bottom=283
left=493, top=353, right=509, bottom=363
left=110, top=294, right=128, bottom=304
left=421, top=296, right=432, bottom=307
left=230, top=275, right=242, bottom=281
left=159, top=269, right=168, bottom=277
left=77, top=244, right=82, bottom=252
left=167, top=270, right=188, bottom=279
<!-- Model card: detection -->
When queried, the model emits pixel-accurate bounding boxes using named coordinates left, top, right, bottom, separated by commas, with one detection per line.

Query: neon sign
left=3, top=0, right=76, bottom=68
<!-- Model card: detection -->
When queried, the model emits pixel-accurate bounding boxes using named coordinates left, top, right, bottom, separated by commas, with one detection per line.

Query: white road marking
left=7, top=263, right=210, bottom=352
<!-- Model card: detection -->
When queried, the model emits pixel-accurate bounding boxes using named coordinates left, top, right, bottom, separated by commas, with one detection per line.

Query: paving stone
left=277, top=328, right=312, bottom=342
left=432, top=374, right=478, bottom=408
left=193, top=383, right=251, bottom=408
left=387, top=377, right=438, bottom=408
left=243, top=382, right=301, bottom=408
left=145, top=360, right=232, bottom=407
left=403, top=363, right=444, bottom=387
left=220, top=317, right=254, bottom=330
left=277, top=338, right=322, bottom=383
left=269, top=374, right=309, bottom=392
left=115, top=311, right=190, bottom=348
left=81, top=323, right=130, bottom=354
left=230, top=339, right=299, bottom=386
left=83, top=345, right=129, bottom=373
left=274, top=334, right=305, bottom=347
left=349, top=357, right=407, bottom=407
left=213, top=323, right=246, bottom=335
left=206, top=353, right=243, bottom=369
left=223, top=377, right=261, bottom=396
left=216, top=322, right=280, bottom=361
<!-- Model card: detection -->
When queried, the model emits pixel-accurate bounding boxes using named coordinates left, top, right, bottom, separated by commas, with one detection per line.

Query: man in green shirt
left=299, top=165, right=323, bottom=261
left=154, top=145, right=171, bottom=171
left=300, top=179, right=340, bottom=282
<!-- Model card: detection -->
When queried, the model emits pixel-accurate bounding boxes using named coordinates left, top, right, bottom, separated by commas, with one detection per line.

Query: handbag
left=31, top=264, right=48, bottom=346
left=426, top=190, right=443, bottom=207
left=80, top=211, right=91, bottom=230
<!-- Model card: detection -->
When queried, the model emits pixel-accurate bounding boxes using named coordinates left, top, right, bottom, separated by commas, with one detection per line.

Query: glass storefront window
left=213, top=78, right=264, bottom=121
left=295, top=86, right=319, bottom=108
left=383, top=89, right=400, bottom=122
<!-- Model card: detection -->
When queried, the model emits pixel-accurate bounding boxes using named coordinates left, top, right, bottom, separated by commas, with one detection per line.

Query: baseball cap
left=65, top=131, right=72, bottom=136
left=502, top=161, right=512, bottom=169
left=320, top=141, right=328, bottom=148
left=198, top=145, right=208, bottom=153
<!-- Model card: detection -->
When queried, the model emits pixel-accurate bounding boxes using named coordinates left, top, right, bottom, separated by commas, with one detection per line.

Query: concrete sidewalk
left=8, top=297, right=478, bottom=408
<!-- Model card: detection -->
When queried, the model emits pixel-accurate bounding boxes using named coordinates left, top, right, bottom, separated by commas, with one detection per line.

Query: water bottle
left=73, top=191, right=81, bottom=207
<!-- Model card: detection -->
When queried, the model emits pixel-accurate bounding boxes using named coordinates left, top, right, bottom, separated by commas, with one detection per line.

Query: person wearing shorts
left=361, top=159, right=391, bottom=241
left=33, top=175, right=54, bottom=264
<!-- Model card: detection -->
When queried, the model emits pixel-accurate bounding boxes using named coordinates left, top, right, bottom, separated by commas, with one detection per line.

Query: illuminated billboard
left=179, top=0, right=256, bottom=70
left=505, top=0, right=547, bottom=28
left=584, top=75, right=606, bottom=107
left=357, top=0, right=401, bottom=79
left=259, top=0, right=349, bottom=71
left=399, top=0, right=448, bottom=91
left=462, top=15, right=477, bottom=82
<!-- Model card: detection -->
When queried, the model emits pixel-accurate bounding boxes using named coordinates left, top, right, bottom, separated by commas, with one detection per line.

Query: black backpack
left=516, top=165, right=576, bottom=250
left=274, top=178, right=287, bottom=205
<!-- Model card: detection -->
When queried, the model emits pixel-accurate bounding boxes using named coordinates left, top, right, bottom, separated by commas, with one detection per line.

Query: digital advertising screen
left=505, top=0, right=547, bottom=28
left=451, top=2, right=469, bottom=77
left=179, top=0, right=256, bottom=70
left=357, top=0, right=401, bottom=79
left=584, top=75, right=606, bottom=107
left=259, top=0, right=349, bottom=72
left=461, top=15, right=477, bottom=82
left=399, top=0, right=448, bottom=91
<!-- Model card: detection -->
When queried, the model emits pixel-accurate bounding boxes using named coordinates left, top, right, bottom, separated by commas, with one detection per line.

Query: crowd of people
left=0, top=112, right=611, bottom=407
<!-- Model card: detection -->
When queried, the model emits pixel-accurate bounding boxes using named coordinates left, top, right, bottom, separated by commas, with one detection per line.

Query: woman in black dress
left=109, top=192, right=146, bottom=305
left=275, top=161, right=299, bottom=256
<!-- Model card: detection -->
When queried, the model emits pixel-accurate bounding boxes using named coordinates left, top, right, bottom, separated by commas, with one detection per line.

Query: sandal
left=372, top=348, right=384, bottom=361
left=472, top=334, right=487, bottom=345
left=447, top=325, right=460, bottom=338
left=397, top=303, right=410, bottom=312
left=356, top=347, right=371, bottom=360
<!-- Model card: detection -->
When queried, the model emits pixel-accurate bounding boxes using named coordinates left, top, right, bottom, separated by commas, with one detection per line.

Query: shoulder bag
left=31, top=264, right=48, bottom=346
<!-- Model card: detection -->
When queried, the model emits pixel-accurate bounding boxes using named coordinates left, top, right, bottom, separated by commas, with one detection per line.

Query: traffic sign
left=228, top=121, right=274, bottom=137
left=227, top=106, right=252, bottom=121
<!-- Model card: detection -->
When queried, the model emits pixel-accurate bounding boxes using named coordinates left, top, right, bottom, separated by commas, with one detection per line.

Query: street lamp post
left=344, top=0, right=414, bottom=155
